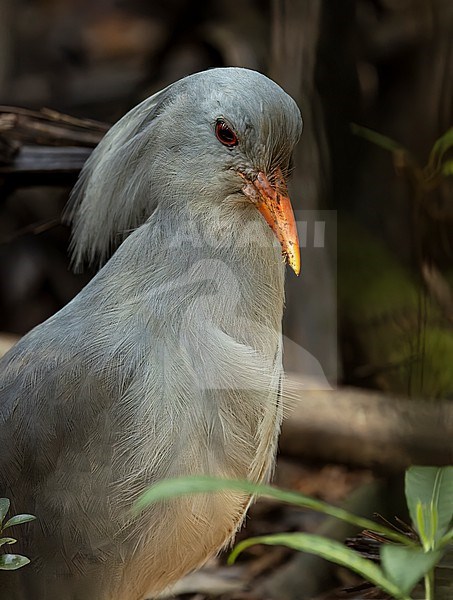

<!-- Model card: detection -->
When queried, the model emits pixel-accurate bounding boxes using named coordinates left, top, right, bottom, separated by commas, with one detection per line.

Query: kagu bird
left=0, top=68, right=302, bottom=600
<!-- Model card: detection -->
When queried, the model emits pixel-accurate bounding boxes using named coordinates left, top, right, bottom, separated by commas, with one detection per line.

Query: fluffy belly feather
left=113, top=386, right=282, bottom=600
left=117, top=490, right=250, bottom=599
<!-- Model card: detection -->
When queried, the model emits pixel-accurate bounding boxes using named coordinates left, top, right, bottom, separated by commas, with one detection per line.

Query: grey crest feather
left=65, top=85, right=174, bottom=269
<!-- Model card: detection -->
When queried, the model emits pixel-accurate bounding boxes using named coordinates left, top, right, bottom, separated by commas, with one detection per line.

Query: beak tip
left=287, top=245, right=301, bottom=276
left=289, top=257, right=301, bottom=276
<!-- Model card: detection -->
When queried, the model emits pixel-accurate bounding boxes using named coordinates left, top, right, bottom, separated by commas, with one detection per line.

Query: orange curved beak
left=241, top=168, right=300, bottom=275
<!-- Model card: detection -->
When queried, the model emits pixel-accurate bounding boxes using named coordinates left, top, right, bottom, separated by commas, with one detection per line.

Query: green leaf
left=405, top=467, right=453, bottom=548
left=439, top=526, right=453, bottom=546
left=441, top=160, right=453, bottom=176
left=0, top=498, right=10, bottom=524
left=428, top=128, right=453, bottom=170
left=351, top=124, right=406, bottom=153
left=0, top=554, right=30, bottom=570
left=135, top=476, right=415, bottom=546
left=229, top=533, right=409, bottom=599
left=0, top=537, right=16, bottom=547
left=3, top=514, right=36, bottom=530
left=381, top=545, right=443, bottom=595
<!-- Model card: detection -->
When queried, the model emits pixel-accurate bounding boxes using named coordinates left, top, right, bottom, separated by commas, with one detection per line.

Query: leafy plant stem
left=424, top=569, right=434, bottom=600
left=229, top=533, right=411, bottom=600
left=135, top=476, right=417, bottom=547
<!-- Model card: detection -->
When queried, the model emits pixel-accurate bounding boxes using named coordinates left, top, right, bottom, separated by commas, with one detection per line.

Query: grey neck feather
left=70, top=195, right=286, bottom=355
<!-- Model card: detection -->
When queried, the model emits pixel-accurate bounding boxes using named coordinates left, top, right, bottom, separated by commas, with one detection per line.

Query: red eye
left=215, top=120, right=238, bottom=147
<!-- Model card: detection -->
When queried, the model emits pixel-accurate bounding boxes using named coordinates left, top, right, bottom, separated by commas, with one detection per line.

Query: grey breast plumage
left=0, top=67, right=302, bottom=600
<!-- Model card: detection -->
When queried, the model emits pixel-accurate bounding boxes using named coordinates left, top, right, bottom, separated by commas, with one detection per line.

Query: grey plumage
left=0, top=68, right=302, bottom=599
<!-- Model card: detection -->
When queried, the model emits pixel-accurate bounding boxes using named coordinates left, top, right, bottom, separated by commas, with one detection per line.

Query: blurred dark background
left=0, top=3, right=452, bottom=598
left=0, top=0, right=452, bottom=399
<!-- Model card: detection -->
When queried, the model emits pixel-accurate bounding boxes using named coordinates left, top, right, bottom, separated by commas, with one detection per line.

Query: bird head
left=67, top=68, right=303, bottom=274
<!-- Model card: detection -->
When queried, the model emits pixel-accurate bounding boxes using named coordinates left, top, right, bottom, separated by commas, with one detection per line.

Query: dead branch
left=281, top=374, right=453, bottom=470
left=0, top=106, right=109, bottom=187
